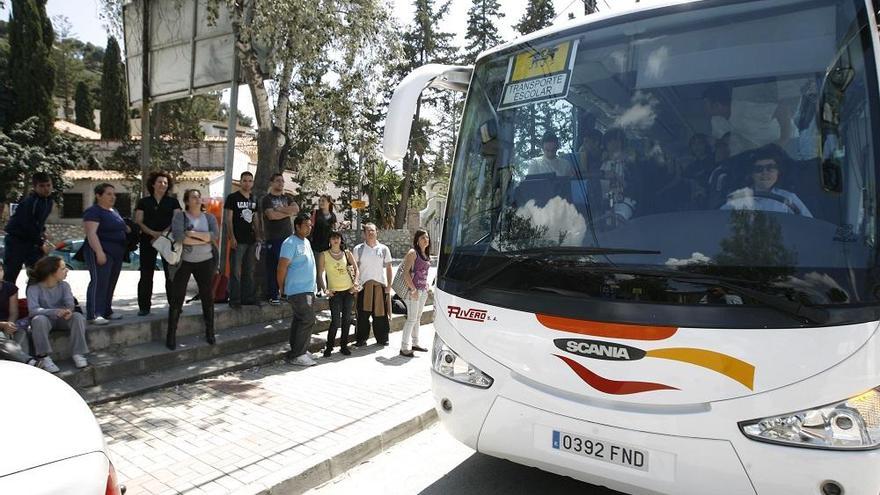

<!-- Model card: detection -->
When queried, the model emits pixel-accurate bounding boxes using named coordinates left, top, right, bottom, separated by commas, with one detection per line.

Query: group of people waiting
left=1, top=170, right=433, bottom=372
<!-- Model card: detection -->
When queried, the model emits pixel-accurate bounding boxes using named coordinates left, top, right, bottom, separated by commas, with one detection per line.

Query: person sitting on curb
left=26, top=256, right=90, bottom=372
left=278, top=213, right=318, bottom=366
left=0, top=260, right=36, bottom=366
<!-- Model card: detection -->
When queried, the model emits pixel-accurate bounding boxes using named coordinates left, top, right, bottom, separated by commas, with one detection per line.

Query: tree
left=514, top=0, right=555, bottom=35
left=8, top=0, right=55, bottom=142
left=391, top=0, right=458, bottom=228
left=74, top=81, right=95, bottom=129
left=52, top=15, right=82, bottom=121
left=464, top=0, right=504, bottom=63
left=99, top=36, right=128, bottom=140
left=0, top=117, right=93, bottom=205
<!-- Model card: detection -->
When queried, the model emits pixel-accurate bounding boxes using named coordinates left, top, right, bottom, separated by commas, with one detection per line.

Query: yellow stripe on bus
left=646, top=348, right=755, bottom=390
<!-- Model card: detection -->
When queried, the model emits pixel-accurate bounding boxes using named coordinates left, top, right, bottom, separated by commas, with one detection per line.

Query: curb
left=238, top=407, right=439, bottom=495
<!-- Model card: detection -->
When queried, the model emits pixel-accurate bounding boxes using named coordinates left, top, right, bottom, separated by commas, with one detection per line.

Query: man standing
left=3, top=172, right=54, bottom=284
left=224, top=171, right=261, bottom=308
left=277, top=214, right=316, bottom=366
left=261, top=173, right=298, bottom=304
left=353, top=223, right=393, bottom=346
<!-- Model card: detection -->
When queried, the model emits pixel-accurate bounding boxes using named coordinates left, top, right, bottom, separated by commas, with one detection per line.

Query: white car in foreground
left=0, top=361, right=124, bottom=494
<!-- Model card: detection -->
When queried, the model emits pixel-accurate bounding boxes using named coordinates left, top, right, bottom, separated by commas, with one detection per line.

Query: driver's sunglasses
left=752, top=164, right=778, bottom=173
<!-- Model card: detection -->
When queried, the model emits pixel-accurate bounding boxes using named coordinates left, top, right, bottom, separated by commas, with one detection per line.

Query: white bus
left=384, top=1, right=880, bottom=493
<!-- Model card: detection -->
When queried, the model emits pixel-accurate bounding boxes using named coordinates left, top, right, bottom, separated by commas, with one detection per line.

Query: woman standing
left=398, top=229, right=431, bottom=358
left=134, top=171, right=181, bottom=316
left=166, top=189, right=218, bottom=350
left=83, top=183, right=129, bottom=326
left=309, top=195, right=337, bottom=287
left=317, top=231, right=359, bottom=357
left=26, top=256, right=89, bottom=372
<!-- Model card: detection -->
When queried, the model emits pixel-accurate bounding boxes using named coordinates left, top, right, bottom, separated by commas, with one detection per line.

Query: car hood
left=436, top=291, right=880, bottom=405
left=0, top=362, right=105, bottom=477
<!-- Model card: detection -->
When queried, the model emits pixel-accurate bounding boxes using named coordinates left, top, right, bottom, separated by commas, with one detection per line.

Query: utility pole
left=583, top=0, right=598, bottom=14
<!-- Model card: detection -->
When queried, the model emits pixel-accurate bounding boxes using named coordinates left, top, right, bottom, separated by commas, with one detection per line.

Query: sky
left=0, top=0, right=651, bottom=125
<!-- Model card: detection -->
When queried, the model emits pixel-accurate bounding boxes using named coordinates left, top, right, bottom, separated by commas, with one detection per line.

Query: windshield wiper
left=584, top=266, right=830, bottom=325
left=459, top=245, right=661, bottom=295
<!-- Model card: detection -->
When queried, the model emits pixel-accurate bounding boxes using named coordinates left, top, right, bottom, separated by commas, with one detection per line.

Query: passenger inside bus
left=525, top=131, right=572, bottom=177
left=720, top=144, right=813, bottom=217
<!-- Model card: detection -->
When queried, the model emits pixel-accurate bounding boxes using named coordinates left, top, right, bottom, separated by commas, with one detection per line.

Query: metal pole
left=219, top=57, right=241, bottom=273
left=140, top=0, right=151, bottom=193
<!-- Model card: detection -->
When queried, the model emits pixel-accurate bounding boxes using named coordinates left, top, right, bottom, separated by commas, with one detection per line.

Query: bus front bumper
left=432, top=373, right=880, bottom=495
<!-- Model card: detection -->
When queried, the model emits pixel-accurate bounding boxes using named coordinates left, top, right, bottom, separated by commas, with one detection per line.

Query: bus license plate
left=552, top=430, right=649, bottom=471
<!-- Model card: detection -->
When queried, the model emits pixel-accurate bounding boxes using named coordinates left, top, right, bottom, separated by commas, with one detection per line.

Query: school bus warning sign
left=498, top=40, right=579, bottom=111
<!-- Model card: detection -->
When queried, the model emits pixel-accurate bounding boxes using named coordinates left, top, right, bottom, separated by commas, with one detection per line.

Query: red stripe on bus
left=556, top=355, right=678, bottom=394
left=538, top=314, right=678, bottom=341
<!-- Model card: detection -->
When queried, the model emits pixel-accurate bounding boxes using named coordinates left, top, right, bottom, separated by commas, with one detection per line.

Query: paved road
left=307, top=423, right=625, bottom=495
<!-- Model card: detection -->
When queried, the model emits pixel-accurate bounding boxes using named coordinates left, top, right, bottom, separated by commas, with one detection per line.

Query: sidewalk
left=91, top=323, right=438, bottom=495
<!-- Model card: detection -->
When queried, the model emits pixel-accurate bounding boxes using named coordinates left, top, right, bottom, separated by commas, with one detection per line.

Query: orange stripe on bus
left=537, top=314, right=678, bottom=341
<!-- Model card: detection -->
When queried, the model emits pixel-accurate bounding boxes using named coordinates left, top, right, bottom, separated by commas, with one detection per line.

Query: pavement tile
left=93, top=323, right=436, bottom=495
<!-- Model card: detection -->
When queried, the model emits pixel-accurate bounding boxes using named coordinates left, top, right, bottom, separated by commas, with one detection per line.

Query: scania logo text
left=554, top=339, right=646, bottom=361
left=447, top=306, right=491, bottom=322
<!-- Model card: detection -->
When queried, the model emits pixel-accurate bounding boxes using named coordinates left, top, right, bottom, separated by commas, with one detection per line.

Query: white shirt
left=722, top=187, right=813, bottom=217
left=354, top=241, right=392, bottom=285
left=526, top=155, right=571, bottom=177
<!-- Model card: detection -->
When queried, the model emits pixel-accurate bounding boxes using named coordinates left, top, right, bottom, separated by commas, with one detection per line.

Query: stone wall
left=46, top=223, right=85, bottom=242
left=341, top=229, right=414, bottom=258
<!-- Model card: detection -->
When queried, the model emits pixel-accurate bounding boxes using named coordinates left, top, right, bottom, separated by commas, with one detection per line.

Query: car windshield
left=441, top=0, right=880, bottom=322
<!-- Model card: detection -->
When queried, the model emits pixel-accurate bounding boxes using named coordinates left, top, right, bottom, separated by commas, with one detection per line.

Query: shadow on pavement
left=418, top=452, right=623, bottom=495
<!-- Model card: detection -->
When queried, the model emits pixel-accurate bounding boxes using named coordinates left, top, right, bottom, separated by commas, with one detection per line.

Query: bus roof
left=476, top=0, right=701, bottom=62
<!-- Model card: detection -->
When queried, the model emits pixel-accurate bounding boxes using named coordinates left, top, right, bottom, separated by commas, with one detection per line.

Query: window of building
left=115, top=192, right=132, bottom=217
left=61, top=193, right=84, bottom=218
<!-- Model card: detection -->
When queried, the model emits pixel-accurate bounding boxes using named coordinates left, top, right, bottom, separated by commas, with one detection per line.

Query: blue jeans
left=265, top=238, right=284, bottom=300
left=229, top=242, right=256, bottom=304
left=327, top=291, right=354, bottom=350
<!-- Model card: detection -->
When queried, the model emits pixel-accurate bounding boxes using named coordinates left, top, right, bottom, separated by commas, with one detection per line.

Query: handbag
left=390, top=293, right=408, bottom=315
left=151, top=230, right=182, bottom=265
left=344, top=249, right=360, bottom=291
left=391, top=262, right=409, bottom=296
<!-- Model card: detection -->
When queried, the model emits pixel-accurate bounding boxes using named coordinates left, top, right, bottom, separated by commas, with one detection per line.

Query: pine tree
left=8, top=0, right=55, bottom=142
left=99, top=36, right=129, bottom=139
left=464, top=0, right=504, bottom=63
left=393, top=0, right=457, bottom=229
left=514, top=0, right=556, bottom=35
left=74, top=80, right=95, bottom=130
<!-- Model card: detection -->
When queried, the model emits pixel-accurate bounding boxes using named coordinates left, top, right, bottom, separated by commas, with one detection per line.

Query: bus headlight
left=431, top=334, right=494, bottom=389
left=739, top=387, right=880, bottom=449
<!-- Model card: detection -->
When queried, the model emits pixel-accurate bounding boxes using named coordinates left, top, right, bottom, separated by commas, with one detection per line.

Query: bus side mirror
left=383, top=64, right=473, bottom=161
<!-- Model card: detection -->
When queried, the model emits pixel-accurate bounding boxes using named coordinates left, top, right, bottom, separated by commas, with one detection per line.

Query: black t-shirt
left=135, top=195, right=181, bottom=240
left=224, top=191, right=258, bottom=244
left=260, top=193, right=295, bottom=240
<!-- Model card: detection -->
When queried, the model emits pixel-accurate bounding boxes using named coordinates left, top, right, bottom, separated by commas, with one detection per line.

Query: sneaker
left=323, top=349, right=332, bottom=358
left=106, top=314, right=123, bottom=321
left=89, top=317, right=110, bottom=326
left=37, top=357, right=60, bottom=373
left=26, top=358, right=38, bottom=367
left=137, top=310, right=150, bottom=316
left=269, top=299, right=281, bottom=306
left=340, top=347, right=351, bottom=356
left=72, top=354, right=88, bottom=368
left=289, top=354, right=317, bottom=366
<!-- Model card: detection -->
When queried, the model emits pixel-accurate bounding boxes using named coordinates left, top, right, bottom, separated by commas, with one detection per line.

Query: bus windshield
left=441, top=0, right=880, bottom=324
